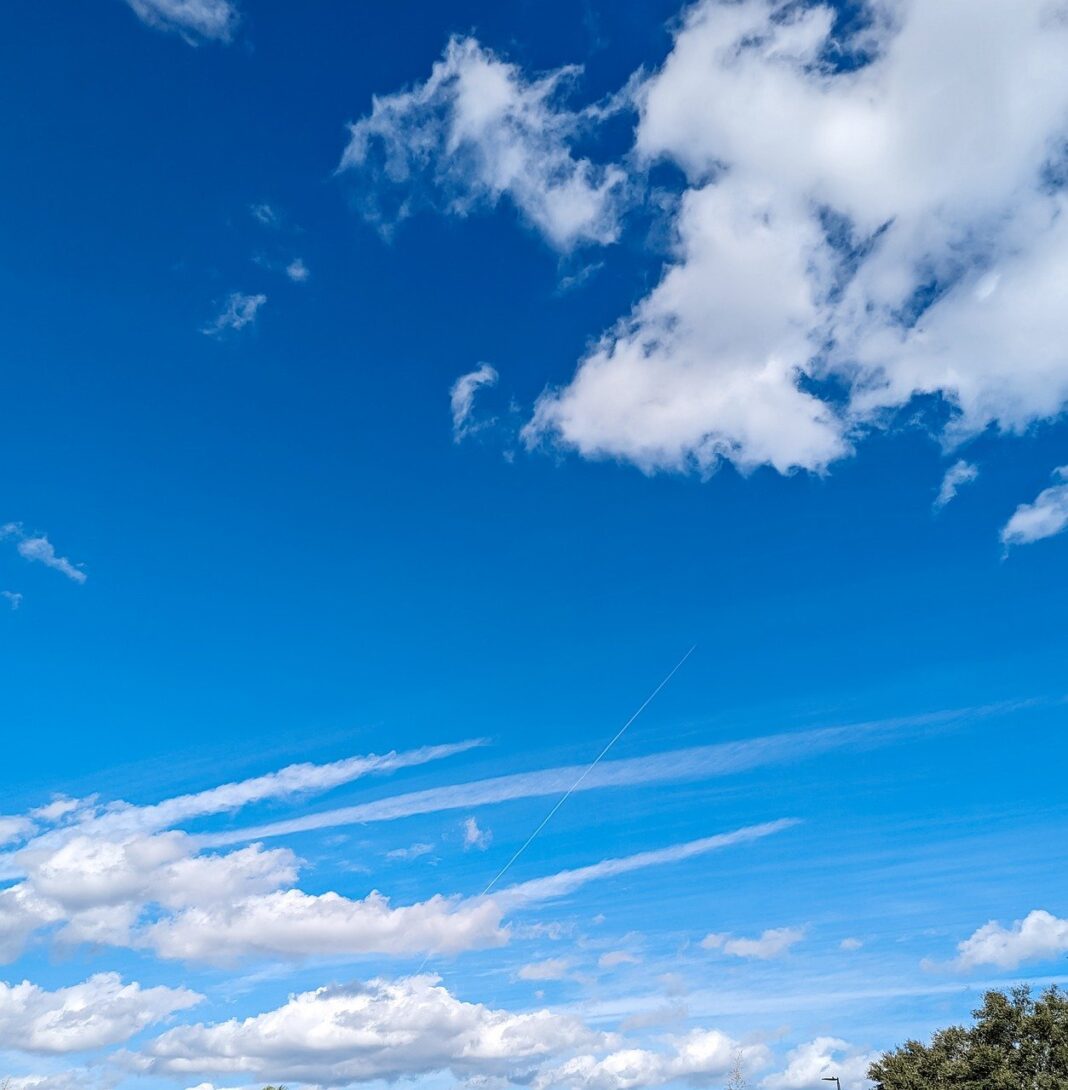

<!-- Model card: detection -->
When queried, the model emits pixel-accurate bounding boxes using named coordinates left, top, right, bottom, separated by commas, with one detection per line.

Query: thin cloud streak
left=203, top=703, right=1019, bottom=848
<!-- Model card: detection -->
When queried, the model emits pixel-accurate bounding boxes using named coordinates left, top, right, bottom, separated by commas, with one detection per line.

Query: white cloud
left=1000, top=467, right=1068, bottom=547
left=599, top=950, right=641, bottom=970
left=124, top=0, right=238, bottom=43
left=702, top=926, right=804, bottom=960
left=450, top=364, right=499, bottom=441
left=518, top=958, right=572, bottom=981
left=385, top=842, right=434, bottom=860
left=143, top=887, right=508, bottom=962
left=0, top=816, right=35, bottom=846
left=839, top=937, right=863, bottom=952
left=0, top=973, right=201, bottom=1053
left=2, top=524, right=86, bottom=584
left=137, top=975, right=601, bottom=1085
left=502, top=821, right=799, bottom=906
left=952, top=908, right=1068, bottom=970
left=2, top=590, right=22, bottom=610
left=285, top=258, right=309, bottom=283
left=206, top=707, right=958, bottom=847
left=934, top=460, right=979, bottom=509
left=761, top=1037, right=877, bottom=1090
left=528, top=0, right=1068, bottom=476
left=202, top=292, right=266, bottom=336
left=249, top=203, right=277, bottom=226
left=463, top=815, right=492, bottom=850
left=536, top=1030, right=769, bottom=1090
left=339, top=36, right=627, bottom=250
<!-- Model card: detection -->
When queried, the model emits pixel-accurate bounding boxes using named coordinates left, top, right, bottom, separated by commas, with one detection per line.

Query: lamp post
left=821, top=1078, right=841, bottom=1090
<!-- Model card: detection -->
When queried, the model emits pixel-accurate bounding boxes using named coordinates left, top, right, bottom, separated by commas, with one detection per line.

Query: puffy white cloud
left=761, top=1037, right=877, bottom=1090
left=701, top=926, right=804, bottom=960
left=1, top=524, right=86, bottom=584
left=143, top=887, right=507, bottom=962
left=340, top=37, right=626, bottom=250
left=934, top=460, right=979, bottom=509
left=1000, top=467, right=1068, bottom=547
left=0, top=816, right=35, bottom=846
left=839, top=937, right=863, bottom=952
left=463, top=815, right=492, bottom=850
left=202, top=292, right=266, bottom=336
left=527, top=176, right=847, bottom=474
left=450, top=365, right=499, bottom=441
left=530, top=0, right=1068, bottom=476
left=124, top=0, right=238, bottom=43
left=137, top=975, right=601, bottom=1085
left=0, top=973, right=200, bottom=1053
left=536, top=1030, right=768, bottom=1090
left=952, top=908, right=1068, bottom=970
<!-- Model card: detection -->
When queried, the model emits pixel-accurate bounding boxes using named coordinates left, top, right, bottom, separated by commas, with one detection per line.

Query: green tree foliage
left=869, top=985, right=1068, bottom=1089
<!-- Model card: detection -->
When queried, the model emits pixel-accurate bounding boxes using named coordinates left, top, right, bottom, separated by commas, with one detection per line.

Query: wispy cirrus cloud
left=202, top=292, right=266, bottom=336
left=124, top=0, right=239, bottom=44
left=450, top=364, right=499, bottom=441
left=203, top=702, right=1009, bottom=848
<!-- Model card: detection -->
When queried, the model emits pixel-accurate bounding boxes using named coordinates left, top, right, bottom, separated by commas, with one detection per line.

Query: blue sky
left=2, top=1, right=1068, bottom=1088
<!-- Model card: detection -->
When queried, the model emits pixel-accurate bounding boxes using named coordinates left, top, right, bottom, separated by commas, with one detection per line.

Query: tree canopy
left=869, top=985, right=1068, bottom=1089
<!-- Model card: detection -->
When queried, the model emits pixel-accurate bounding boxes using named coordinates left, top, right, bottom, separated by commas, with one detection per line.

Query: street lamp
left=821, top=1078, right=841, bottom=1090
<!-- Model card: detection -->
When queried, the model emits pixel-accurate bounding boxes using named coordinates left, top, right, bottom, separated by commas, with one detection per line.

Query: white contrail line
left=480, top=645, right=696, bottom=897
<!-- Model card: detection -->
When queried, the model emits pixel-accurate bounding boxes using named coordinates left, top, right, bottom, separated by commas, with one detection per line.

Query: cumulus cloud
left=136, top=975, right=601, bottom=1085
left=1000, top=467, right=1068, bottom=547
left=701, top=926, right=804, bottom=960
left=839, top=937, right=863, bottom=952
left=1, top=524, right=86, bottom=584
left=202, top=292, right=266, bottom=336
left=598, top=950, right=641, bottom=970
left=124, top=0, right=238, bottom=43
left=761, top=1037, right=878, bottom=1090
left=339, top=36, right=627, bottom=250
left=522, top=0, right=1068, bottom=476
left=462, top=815, right=492, bottom=850
left=450, top=364, right=499, bottom=441
left=535, top=1029, right=769, bottom=1090
left=0, top=973, right=201, bottom=1053
left=951, top=908, right=1068, bottom=970
left=934, top=460, right=979, bottom=509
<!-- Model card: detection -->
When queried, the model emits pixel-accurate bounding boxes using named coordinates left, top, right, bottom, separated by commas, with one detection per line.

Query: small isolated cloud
left=518, top=958, right=572, bottom=981
left=462, top=816, right=491, bottom=851
left=125, top=0, right=239, bottom=43
left=934, top=460, right=979, bottom=509
left=1, top=524, right=86, bottom=584
left=250, top=203, right=278, bottom=226
left=702, top=926, right=804, bottom=960
left=385, top=842, right=434, bottom=861
left=761, top=1037, right=878, bottom=1090
left=839, top=937, right=863, bottom=952
left=598, top=950, right=640, bottom=970
left=1000, top=467, right=1068, bottom=548
left=285, top=258, right=310, bottom=283
left=2, top=590, right=22, bottom=610
left=450, top=364, right=498, bottom=441
left=202, top=292, right=267, bottom=336
left=339, top=36, right=627, bottom=250
left=951, top=908, right=1068, bottom=970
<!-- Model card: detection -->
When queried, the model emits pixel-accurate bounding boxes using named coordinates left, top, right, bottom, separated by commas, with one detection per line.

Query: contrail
left=414, top=645, right=696, bottom=972
left=480, top=644, right=696, bottom=896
